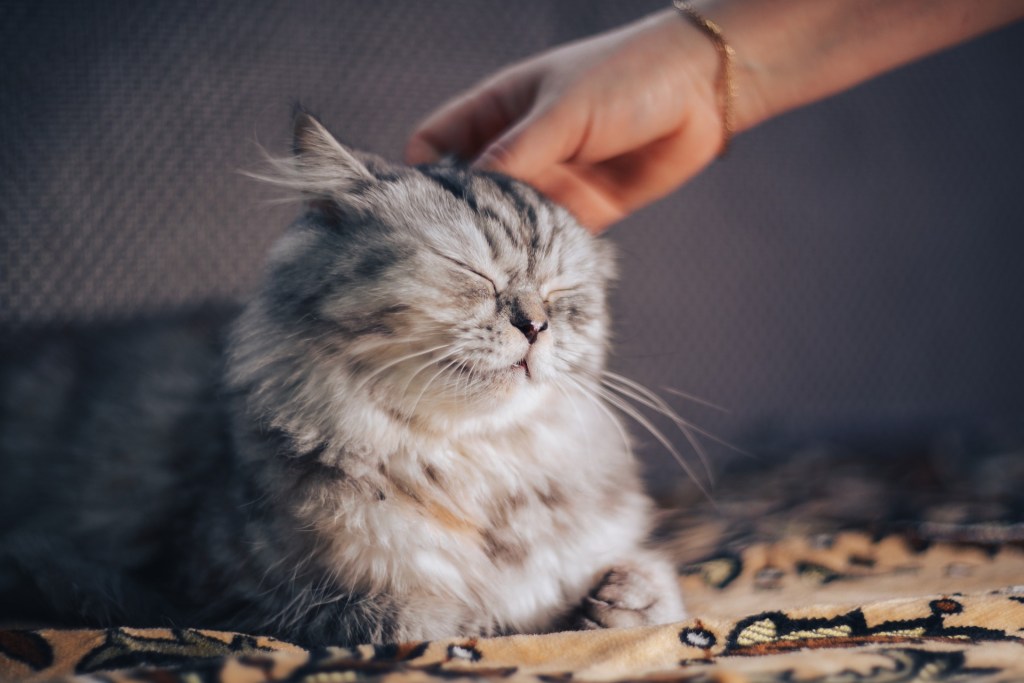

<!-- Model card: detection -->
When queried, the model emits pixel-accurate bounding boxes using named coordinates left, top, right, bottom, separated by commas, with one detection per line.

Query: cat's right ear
left=245, top=112, right=377, bottom=211
left=292, top=111, right=375, bottom=193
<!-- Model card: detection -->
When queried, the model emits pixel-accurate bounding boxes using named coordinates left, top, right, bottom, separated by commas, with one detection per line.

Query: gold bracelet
left=672, top=0, right=736, bottom=157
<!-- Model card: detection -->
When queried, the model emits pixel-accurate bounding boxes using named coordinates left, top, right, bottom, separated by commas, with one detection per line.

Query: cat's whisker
left=602, top=371, right=677, bottom=415
left=599, top=377, right=714, bottom=485
left=552, top=381, right=588, bottom=439
left=602, top=375, right=750, bottom=459
left=348, top=342, right=452, bottom=397
left=595, top=387, right=711, bottom=498
left=453, top=360, right=474, bottom=402
left=408, top=357, right=463, bottom=417
left=559, top=376, right=632, bottom=460
left=661, top=386, right=730, bottom=413
left=396, top=347, right=460, bottom=398
left=561, top=361, right=711, bottom=490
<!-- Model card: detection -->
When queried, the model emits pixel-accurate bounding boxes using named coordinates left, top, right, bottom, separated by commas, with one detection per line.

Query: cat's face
left=253, top=115, right=615, bottom=431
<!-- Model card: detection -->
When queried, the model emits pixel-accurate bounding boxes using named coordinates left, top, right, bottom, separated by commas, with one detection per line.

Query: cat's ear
left=292, top=111, right=375, bottom=190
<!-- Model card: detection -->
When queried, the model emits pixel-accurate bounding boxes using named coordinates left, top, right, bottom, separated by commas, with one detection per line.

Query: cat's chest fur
left=276, top=390, right=648, bottom=634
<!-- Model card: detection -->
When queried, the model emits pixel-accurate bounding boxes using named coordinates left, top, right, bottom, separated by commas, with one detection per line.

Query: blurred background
left=2, top=1, right=1022, bottom=490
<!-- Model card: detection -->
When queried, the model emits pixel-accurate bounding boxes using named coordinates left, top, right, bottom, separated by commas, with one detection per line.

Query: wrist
left=678, top=0, right=1024, bottom=135
left=639, top=10, right=729, bottom=148
left=652, top=5, right=770, bottom=138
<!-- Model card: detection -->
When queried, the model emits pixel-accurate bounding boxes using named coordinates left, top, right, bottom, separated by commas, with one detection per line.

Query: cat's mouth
left=511, top=358, right=531, bottom=379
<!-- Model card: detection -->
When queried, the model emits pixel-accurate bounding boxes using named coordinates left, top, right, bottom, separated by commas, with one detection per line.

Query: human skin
left=405, top=0, right=1024, bottom=232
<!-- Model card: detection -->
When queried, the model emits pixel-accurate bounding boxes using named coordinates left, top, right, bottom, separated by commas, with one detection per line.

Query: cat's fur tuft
left=0, top=114, right=685, bottom=646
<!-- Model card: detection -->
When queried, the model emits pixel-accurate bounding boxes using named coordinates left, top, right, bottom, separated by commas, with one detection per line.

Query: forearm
left=662, top=0, right=1024, bottom=133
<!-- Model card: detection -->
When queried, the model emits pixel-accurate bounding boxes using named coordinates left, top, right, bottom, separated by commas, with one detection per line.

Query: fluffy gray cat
left=0, top=114, right=685, bottom=646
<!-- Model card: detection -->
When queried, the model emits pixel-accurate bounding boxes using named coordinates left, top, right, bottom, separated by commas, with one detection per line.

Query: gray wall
left=2, top=1, right=1022, bottom=481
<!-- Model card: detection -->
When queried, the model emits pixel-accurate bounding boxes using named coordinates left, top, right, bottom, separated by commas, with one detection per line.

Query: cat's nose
left=505, top=291, right=548, bottom=344
left=515, top=318, right=548, bottom=344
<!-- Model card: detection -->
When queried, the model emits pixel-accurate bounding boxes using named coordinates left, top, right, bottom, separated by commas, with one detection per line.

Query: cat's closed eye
left=459, top=264, right=498, bottom=296
left=437, top=254, right=499, bottom=296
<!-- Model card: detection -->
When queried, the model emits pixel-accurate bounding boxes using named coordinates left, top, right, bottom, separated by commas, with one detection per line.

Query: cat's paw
left=574, top=559, right=686, bottom=630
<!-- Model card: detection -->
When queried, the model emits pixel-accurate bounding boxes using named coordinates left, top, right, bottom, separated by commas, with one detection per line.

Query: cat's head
left=234, top=113, right=615, bottom=437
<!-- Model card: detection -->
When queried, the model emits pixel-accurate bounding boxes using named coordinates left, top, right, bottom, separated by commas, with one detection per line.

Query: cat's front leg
left=572, top=550, right=686, bottom=629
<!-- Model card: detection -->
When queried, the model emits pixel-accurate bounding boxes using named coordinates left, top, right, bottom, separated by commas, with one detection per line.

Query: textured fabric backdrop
left=2, top=1, right=1022, bottom=485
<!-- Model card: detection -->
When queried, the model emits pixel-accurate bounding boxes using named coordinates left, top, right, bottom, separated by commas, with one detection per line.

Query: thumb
left=473, top=102, right=580, bottom=181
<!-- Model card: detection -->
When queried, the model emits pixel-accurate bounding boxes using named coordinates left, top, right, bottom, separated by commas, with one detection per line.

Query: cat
left=0, top=113, right=685, bottom=646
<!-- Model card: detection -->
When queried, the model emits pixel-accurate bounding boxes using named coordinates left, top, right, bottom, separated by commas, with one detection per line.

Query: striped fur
left=0, top=114, right=684, bottom=646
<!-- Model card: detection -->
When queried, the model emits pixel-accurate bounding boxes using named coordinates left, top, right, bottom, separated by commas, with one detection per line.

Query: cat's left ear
left=292, top=111, right=375, bottom=191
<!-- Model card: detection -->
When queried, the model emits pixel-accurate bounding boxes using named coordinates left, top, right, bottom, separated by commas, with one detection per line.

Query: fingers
left=406, top=57, right=589, bottom=184
left=472, top=98, right=584, bottom=181
left=405, top=68, right=538, bottom=166
left=528, top=165, right=628, bottom=233
left=405, top=88, right=507, bottom=165
left=585, top=125, right=719, bottom=214
left=404, top=132, right=448, bottom=167
left=529, top=123, right=719, bottom=233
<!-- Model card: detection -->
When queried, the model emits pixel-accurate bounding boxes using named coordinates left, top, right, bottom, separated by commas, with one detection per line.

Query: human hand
left=404, top=10, right=727, bottom=233
left=406, top=0, right=1024, bottom=232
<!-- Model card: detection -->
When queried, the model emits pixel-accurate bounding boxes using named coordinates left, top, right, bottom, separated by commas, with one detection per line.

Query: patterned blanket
left=3, top=443, right=1023, bottom=682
